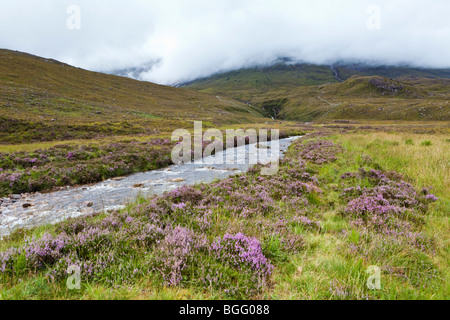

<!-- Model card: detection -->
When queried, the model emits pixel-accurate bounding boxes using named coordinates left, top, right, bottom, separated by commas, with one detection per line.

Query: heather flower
left=152, top=226, right=207, bottom=286
left=211, top=233, right=273, bottom=280
left=172, top=202, right=187, bottom=210
left=340, top=167, right=438, bottom=251
left=293, top=215, right=322, bottom=231
left=167, top=186, right=203, bottom=204
left=24, top=233, right=69, bottom=270
left=295, top=139, right=342, bottom=164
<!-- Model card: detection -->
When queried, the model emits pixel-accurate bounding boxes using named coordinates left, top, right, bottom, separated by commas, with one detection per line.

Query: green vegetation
left=1, top=130, right=448, bottom=300
left=0, top=50, right=448, bottom=300
left=185, top=63, right=450, bottom=122
left=184, top=63, right=340, bottom=100
left=0, top=49, right=266, bottom=144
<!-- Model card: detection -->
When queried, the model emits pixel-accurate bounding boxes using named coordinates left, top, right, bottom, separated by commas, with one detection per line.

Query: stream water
left=0, top=136, right=301, bottom=238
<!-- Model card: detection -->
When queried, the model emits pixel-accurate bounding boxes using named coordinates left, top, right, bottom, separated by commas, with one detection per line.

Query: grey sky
left=1, top=0, right=449, bottom=84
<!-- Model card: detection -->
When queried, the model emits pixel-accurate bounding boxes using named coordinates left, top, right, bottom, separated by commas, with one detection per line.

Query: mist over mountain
left=1, top=0, right=450, bottom=85
left=110, top=60, right=160, bottom=80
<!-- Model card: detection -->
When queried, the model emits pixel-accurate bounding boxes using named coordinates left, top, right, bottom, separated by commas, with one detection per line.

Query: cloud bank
left=1, top=0, right=450, bottom=84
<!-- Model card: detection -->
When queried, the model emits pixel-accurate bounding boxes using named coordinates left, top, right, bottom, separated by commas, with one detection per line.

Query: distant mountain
left=335, top=63, right=450, bottom=81
left=182, top=63, right=339, bottom=101
left=109, top=60, right=159, bottom=80
left=183, top=61, right=450, bottom=100
left=183, top=61, right=450, bottom=122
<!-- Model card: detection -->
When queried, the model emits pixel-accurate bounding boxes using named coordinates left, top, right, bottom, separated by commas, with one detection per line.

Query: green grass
left=1, top=130, right=447, bottom=300
left=268, top=133, right=448, bottom=299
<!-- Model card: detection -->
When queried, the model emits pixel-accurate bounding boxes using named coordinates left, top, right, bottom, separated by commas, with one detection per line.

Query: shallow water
left=0, top=136, right=301, bottom=237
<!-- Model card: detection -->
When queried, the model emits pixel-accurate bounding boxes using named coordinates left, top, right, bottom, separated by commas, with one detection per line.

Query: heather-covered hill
left=0, top=49, right=264, bottom=143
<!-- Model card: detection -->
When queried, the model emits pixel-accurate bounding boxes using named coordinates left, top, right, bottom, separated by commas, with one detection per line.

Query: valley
left=0, top=50, right=448, bottom=301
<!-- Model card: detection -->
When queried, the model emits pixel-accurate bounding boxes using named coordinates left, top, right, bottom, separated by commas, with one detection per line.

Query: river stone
left=83, top=201, right=94, bottom=207
left=23, top=203, right=32, bottom=209
left=10, top=194, right=21, bottom=200
left=170, top=178, right=185, bottom=182
left=133, top=183, right=144, bottom=188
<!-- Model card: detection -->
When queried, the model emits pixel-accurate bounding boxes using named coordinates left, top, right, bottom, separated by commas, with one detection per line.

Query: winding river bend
left=0, top=136, right=301, bottom=237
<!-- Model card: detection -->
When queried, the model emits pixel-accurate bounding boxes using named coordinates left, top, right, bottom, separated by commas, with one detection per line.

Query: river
left=0, top=136, right=301, bottom=238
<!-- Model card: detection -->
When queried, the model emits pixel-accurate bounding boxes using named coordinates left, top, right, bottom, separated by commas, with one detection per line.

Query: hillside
left=183, top=63, right=339, bottom=101
left=336, top=64, right=450, bottom=81
left=0, top=49, right=264, bottom=143
left=184, top=62, right=450, bottom=122
left=184, top=62, right=450, bottom=100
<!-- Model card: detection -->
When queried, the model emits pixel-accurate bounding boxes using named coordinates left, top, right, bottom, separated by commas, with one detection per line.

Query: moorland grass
left=1, top=132, right=447, bottom=300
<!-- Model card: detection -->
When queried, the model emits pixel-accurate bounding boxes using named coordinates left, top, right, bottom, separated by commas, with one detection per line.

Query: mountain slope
left=0, top=49, right=264, bottom=143
left=336, top=64, right=450, bottom=81
left=183, top=63, right=339, bottom=101
left=272, top=76, right=450, bottom=121
left=184, top=62, right=450, bottom=122
left=184, top=62, right=450, bottom=101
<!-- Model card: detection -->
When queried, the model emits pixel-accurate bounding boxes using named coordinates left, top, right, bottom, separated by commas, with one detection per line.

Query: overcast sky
left=1, top=0, right=449, bottom=84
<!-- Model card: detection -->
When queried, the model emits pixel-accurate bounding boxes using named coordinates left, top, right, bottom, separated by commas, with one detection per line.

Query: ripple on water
left=0, top=136, right=301, bottom=238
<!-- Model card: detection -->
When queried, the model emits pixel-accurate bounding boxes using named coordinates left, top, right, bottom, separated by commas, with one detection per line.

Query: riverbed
left=0, top=136, right=301, bottom=237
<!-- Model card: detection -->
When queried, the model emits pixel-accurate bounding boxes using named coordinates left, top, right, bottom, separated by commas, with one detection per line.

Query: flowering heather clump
left=167, top=185, right=203, bottom=205
left=340, top=167, right=438, bottom=250
left=294, top=139, right=342, bottom=164
left=196, top=141, right=326, bottom=220
left=211, top=233, right=273, bottom=283
left=24, top=233, right=69, bottom=270
left=0, top=139, right=174, bottom=197
left=345, top=194, right=407, bottom=218
left=0, top=248, right=19, bottom=274
left=0, top=208, right=165, bottom=282
left=152, top=226, right=207, bottom=286
left=341, top=168, right=438, bottom=213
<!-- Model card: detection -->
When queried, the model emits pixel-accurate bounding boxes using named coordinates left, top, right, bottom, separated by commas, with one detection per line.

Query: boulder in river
left=133, top=183, right=145, bottom=188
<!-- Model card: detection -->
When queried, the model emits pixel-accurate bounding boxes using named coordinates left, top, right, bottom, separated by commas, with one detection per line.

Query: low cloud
left=1, top=0, right=449, bottom=85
